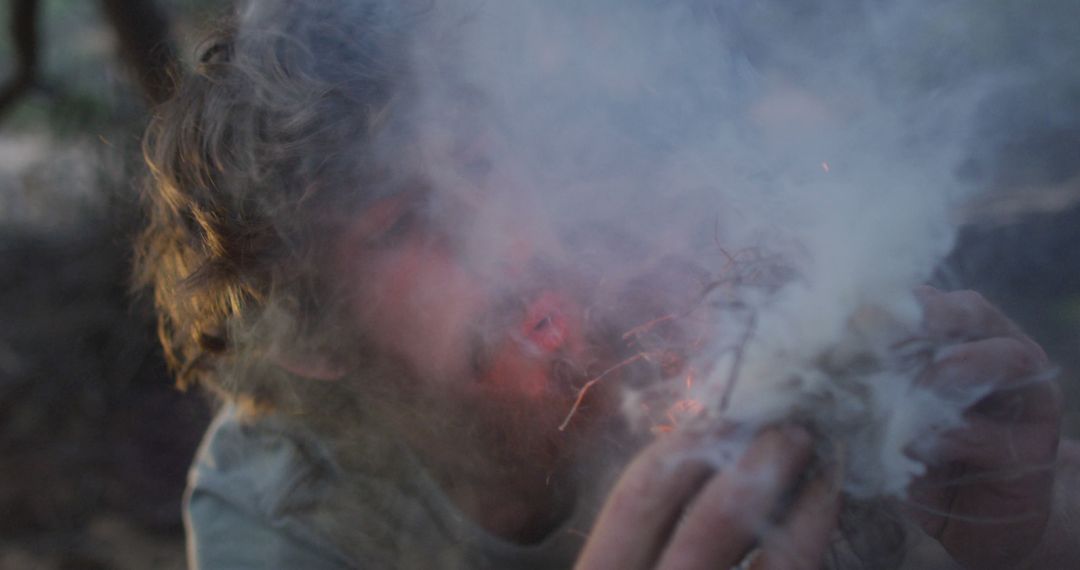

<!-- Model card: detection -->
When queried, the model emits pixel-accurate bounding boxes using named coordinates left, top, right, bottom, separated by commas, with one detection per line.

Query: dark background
left=0, top=2, right=219, bottom=567
left=0, top=1, right=1076, bottom=568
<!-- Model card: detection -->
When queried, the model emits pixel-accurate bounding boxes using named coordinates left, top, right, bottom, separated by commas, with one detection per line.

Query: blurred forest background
left=0, top=1, right=1076, bottom=569
left=0, top=1, right=222, bottom=568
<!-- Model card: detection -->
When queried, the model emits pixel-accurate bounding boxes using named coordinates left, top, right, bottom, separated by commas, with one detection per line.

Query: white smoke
left=391, top=0, right=1065, bottom=498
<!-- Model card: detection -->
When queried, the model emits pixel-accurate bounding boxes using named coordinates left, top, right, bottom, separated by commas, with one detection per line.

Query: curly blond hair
left=136, top=0, right=419, bottom=405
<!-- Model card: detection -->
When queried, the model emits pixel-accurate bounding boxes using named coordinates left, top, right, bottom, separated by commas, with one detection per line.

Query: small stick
left=719, top=311, right=758, bottom=411
left=558, top=353, right=646, bottom=431
left=621, top=313, right=677, bottom=340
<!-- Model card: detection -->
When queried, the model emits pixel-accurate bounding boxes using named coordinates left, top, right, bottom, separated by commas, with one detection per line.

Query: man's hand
left=908, top=287, right=1062, bottom=569
left=576, top=426, right=840, bottom=570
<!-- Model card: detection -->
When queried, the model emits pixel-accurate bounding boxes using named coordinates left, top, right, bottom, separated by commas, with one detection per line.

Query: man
left=137, top=1, right=1078, bottom=568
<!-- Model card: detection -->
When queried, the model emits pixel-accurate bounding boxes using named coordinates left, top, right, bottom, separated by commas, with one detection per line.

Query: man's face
left=332, top=181, right=626, bottom=471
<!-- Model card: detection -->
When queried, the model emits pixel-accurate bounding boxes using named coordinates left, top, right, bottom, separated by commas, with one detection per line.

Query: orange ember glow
left=558, top=247, right=768, bottom=435
left=646, top=395, right=706, bottom=435
left=651, top=397, right=705, bottom=434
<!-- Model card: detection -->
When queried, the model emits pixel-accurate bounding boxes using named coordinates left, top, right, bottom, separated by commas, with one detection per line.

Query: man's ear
left=268, top=348, right=347, bottom=381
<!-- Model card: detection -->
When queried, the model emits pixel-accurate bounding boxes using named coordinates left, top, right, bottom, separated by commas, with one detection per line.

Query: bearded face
left=329, top=190, right=630, bottom=480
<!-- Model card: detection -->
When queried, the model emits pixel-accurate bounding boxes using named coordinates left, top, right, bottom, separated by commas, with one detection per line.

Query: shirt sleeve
left=186, top=488, right=350, bottom=570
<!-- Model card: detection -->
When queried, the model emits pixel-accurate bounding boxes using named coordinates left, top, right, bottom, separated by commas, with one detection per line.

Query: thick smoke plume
left=390, top=0, right=1075, bottom=499
left=238, top=0, right=1076, bottom=503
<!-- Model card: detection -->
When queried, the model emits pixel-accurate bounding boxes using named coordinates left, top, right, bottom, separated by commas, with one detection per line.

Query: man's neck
left=403, top=425, right=577, bottom=543
left=437, top=466, right=574, bottom=543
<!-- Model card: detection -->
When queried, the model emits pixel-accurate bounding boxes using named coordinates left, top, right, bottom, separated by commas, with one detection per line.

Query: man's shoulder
left=185, top=405, right=586, bottom=569
left=185, top=406, right=354, bottom=569
left=190, top=406, right=338, bottom=516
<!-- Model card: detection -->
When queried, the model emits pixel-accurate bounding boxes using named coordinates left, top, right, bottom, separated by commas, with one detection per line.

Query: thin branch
left=0, top=0, right=40, bottom=119
left=719, top=311, right=758, bottom=411
left=558, top=353, right=646, bottom=431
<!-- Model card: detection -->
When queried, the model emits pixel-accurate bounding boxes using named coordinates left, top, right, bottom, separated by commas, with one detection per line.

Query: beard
left=306, top=228, right=716, bottom=544
left=325, top=241, right=716, bottom=486
left=382, top=291, right=625, bottom=484
left=300, top=288, right=627, bottom=545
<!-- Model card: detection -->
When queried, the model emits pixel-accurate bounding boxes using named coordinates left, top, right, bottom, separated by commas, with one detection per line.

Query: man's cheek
left=481, top=339, right=553, bottom=399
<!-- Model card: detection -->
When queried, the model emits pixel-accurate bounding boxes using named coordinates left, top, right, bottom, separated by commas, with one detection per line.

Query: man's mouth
left=521, top=290, right=571, bottom=353
left=468, top=283, right=603, bottom=403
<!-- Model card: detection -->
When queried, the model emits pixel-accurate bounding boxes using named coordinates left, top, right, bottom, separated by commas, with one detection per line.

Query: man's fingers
left=579, top=427, right=821, bottom=570
left=910, top=287, right=1063, bottom=569
left=931, top=414, right=1060, bottom=469
left=654, top=426, right=814, bottom=570
left=915, top=287, right=1057, bottom=428
left=575, top=431, right=714, bottom=570
left=755, top=470, right=841, bottom=570
left=919, top=336, right=1051, bottom=405
left=918, top=336, right=1059, bottom=463
left=916, top=288, right=1045, bottom=361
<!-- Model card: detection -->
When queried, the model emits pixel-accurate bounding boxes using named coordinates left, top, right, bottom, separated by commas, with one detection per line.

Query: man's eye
left=356, top=189, right=435, bottom=250
left=368, top=205, right=423, bottom=248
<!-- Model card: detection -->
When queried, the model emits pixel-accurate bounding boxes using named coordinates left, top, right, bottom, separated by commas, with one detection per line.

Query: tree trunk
left=99, top=0, right=179, bottom=105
